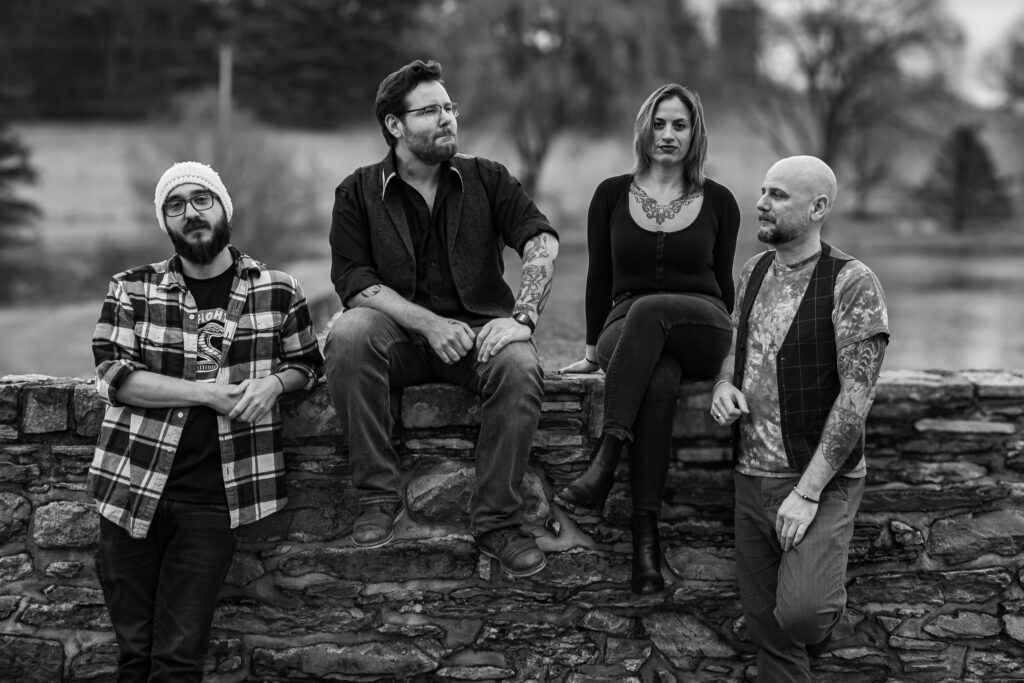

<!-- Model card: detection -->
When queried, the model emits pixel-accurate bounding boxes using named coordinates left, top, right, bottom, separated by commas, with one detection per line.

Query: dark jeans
left=324, top=307, right=544, bottom=533
left=96, top=501, right=236, bottom=683
left=596, top=293, right=732, bottom=511
left=733, top=472, right=864, bottom=683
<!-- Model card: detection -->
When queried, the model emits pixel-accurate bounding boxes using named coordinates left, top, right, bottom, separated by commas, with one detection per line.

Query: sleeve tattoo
left=514, top=233, right=556, bottom=317
left=819, top=334, right=888, bottom=469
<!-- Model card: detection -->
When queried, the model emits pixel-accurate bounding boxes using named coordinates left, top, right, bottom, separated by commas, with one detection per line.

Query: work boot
left=554, top=434, right=625, bottom=514
left=352, top=501, right=405, bottom=549
left=475, top=526, right=547, bottom=578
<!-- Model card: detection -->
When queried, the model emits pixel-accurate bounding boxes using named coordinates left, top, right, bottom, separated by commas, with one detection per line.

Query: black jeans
left=96, top=500, right=236, bottom=683
left=324, top=307, right=544, bottom=534
left=597, top=293, right=732, bottom=511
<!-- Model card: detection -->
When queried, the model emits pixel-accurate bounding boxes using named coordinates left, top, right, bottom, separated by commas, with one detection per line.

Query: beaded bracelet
left=792, top=486, right=820, bottom=504
left=271, top=374, right=286, bottom=394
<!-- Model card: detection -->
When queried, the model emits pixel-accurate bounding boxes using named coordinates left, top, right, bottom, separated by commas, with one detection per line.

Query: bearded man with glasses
left=89, top=161, right=324, bottom=682
left=326, top=59, right=560, bottom=578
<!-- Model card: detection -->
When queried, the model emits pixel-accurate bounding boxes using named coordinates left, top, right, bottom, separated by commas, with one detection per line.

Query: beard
left=757, top=218, right=801, bottom=246
left=169, top=215, right=231, bottom=265
left=406, top=127, right=458, bottom=164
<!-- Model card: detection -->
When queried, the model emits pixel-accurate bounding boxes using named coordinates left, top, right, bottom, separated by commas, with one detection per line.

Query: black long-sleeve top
left=584, top=174, right=740, bottom=344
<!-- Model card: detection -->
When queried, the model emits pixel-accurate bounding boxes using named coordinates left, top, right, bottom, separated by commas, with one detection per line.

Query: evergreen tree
left=0, top=120, right=40, bottom=247
left=915, top=124, right=1014, bottom=232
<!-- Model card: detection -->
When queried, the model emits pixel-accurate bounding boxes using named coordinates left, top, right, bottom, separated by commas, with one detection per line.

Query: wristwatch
left=512, top=312, right=536, bottom=333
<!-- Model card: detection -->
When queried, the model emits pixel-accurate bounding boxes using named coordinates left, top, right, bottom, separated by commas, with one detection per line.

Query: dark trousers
left=324, top=307, right=544, bottom=534
left=733, top=471, right=864, bottom=683
left=96, top=501, right=236, bottom=683
left=597, top=293, right=732, bottom=511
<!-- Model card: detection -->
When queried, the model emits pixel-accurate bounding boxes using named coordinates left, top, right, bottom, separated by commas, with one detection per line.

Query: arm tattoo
left=359, top=284, right=382, bottom=299
left=515, top=233, right=556, bottom=317
left=819, top=334, right=887, bottom=468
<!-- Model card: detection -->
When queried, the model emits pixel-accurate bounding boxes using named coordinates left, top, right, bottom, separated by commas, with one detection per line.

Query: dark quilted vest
left=733, top=242, right=863, bottom=474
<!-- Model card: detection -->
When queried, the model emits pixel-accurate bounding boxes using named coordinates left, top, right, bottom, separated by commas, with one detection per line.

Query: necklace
left=630, top=180, right=702, bottom=225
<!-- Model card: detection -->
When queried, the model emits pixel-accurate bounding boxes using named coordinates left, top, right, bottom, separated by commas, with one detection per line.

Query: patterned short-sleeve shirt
left=734, top=246, right=889, bottom=477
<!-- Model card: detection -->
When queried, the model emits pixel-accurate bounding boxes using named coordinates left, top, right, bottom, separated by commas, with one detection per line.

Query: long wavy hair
left=631, top=83, right=708, bottom=193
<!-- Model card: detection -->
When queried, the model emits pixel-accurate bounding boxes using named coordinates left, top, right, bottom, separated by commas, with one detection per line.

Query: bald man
left=710, top=156, right=889, bottom=681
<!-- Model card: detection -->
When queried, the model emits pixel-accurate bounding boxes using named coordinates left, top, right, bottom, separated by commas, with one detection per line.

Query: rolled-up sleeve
left=329, top=176, right=382, bottom=307
left=478, top=159, right=558, bottom=255
left=92, top=279, right=147, bottom=406
left=276, top=277, right=326, bottom=390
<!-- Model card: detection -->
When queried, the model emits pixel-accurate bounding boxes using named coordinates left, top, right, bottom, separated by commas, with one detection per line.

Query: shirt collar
left=160, top=245, right=262, bottom=290
left=381, top=148, right=464, bottom=201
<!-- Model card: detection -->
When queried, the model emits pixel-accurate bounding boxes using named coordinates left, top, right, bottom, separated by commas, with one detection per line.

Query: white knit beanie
left=153, top=161, right=234, bottom=233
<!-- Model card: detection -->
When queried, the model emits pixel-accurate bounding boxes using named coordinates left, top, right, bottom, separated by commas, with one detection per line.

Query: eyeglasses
left=164, top=192, right=216, bottom=217
left=400, top=102, right=459, bottom=120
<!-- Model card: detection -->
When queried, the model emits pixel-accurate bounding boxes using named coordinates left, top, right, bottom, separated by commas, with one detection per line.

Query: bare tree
left=739, top=0, right=959, bottom=211
left=415, top=0, right=707, bottom=197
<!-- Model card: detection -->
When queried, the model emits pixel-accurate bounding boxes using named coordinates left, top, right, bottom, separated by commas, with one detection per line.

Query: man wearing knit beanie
left=89, top=161, right=324, bottom=681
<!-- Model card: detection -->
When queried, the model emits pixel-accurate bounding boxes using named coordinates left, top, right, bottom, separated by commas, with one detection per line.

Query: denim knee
left=326, top=309, right=391, bottom=366
left=483, top=341, right=542, bottom=396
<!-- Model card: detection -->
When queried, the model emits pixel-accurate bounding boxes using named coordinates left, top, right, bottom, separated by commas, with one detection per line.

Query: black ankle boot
left=630, top=511, right=665, bottom=594
left=554, top=434, right=625, bottom=513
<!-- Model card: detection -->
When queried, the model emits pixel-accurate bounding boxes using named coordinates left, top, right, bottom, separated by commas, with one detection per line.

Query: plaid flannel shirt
left=89, top=247, right=324, bottom=539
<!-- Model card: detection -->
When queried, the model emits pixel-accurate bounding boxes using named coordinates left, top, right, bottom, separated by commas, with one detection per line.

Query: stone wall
left=1, top=370, right=1023, bottom=682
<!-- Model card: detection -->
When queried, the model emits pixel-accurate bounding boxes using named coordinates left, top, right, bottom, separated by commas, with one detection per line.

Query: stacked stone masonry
left=1, top=369, right=1024, bottom=682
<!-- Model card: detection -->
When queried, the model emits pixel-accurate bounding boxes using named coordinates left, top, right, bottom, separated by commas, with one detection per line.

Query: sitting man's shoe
left=352, top=502, right=405, bottom=549
left=475, top=526, right=547, bottom=578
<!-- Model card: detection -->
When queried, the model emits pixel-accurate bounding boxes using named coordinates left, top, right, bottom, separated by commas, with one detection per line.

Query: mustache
left=183, top=217, right=211, bottom=232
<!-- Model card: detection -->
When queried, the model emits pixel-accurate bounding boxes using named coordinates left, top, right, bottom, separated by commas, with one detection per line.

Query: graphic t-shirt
left=161, top=264, right=235, bottom=505
left=734, top=247, right=889, bottom=477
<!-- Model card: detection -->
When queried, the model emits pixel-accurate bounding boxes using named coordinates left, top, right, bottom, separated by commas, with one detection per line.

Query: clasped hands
left=206, top=375, right=285, bottom=424
left=423, top=315, right=532, bottom=365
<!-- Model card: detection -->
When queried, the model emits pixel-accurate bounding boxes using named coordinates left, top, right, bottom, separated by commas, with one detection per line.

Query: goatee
left=169, top=216, right=231, bottom=265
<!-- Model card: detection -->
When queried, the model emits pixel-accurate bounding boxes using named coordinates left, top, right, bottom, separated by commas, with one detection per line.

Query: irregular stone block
left=606, top=637, right=652, bottom=671
left=69, top=641, right=119, bottom=681
left=887, top=636, right=947, bottom=651
left=477, top=621, right=596, bottom=667
left=252, top=641, right=438, bottom=678
left=923, top=610, right=1000, bottom=638
left=51, top=445, right=95, bottom=478
left=0, top=595, right=21, bottom=619
left=0, top=459, right=39, bottom=484
left=869, top=458, right=988, bottom=485
left=915, top=418, right=1015, bottom=435
left=579, top=609, right=636, bottom=635
left=541, top=548, right=629, bottom=588
left=664, top=546, right=736, bottom=583
left=0, top=425, right=17, bottom=441
left=541, top=376, right=591, bottom=394
left=0, top=635, right=64, bottom=682
left=966, top=650, right=1024, bottom=678
left=1004, top=600, right=1024, bottom=644
left=73, top=383, right=104, bottom=437
left=848, top=568, right=1012, bottom=606
left=898, top=644, right=966, bottom=676
left=19, top=601, right=110, bottom=630
left=0, top=492, right=31, bottom=544
left=889, top=520, right=925, bottom=546
left=862, top=484, right=1009, bottom=513
left=405, top=437, right=475, bottom=451
left=45, top=561, right=84, bottom=578
left=643, top=612, right=735, bottom=670
left=875, top=370, right=974, bottom=403
left=224, top=552, right=265, bottom=587
left=0, top=553, right=33, bottom=583
left=0, top=384, right=19, bottom=424
left=928, top=508, right=1024, bottom=565
left=281, top=387, right=343, bottom=440
left=403, top=383, right=480, bottom=428
left=962, top=370, right=1024, bottom=398
left=205, top=638, right=244, bottom=675
left=214, top=597, right=373, bottom=635
left=436, top=665, right=517, bottom=680
left=279, top=537, right=477, bottom=581
left=21, top=384, right=71, bottom=433
left=32, top=500, right=99, bottom=548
